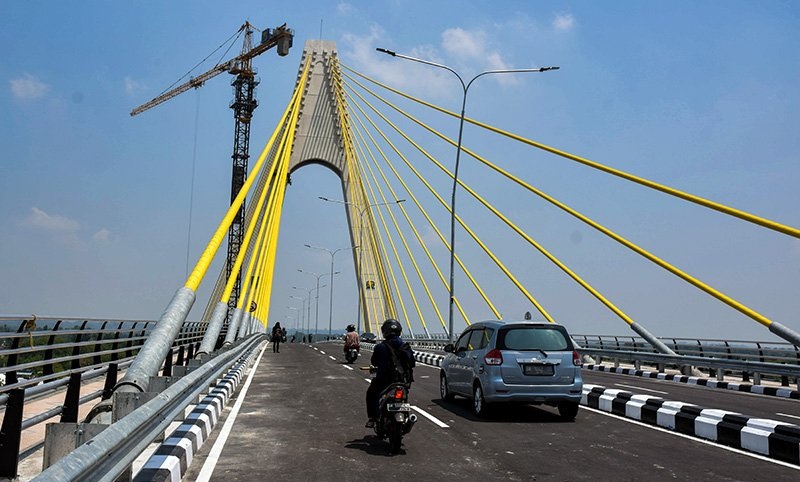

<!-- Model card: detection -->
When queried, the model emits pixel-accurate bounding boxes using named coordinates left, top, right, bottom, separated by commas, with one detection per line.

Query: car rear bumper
left=483, top=380, right=583, bottom=404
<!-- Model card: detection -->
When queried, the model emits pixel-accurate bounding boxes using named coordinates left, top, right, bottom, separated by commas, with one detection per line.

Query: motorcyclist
left=343, top=324, right=360, bottom=353
left=365, top=318, right=414, bottom=428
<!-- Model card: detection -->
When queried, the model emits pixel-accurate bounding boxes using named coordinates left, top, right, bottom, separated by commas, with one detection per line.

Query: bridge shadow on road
left=429, top=398, right=574, bottom=424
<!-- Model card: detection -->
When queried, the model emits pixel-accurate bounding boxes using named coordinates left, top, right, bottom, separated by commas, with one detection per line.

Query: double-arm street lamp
left=304, top=244, right=357, bottom=336
left=292, top=286, right=313, bottom=335
left=319, top=197, right=405, bottom=334
left=298, top=268, right=337, bottom=337
left=289, top=296, right=305, bottom=333
left=377, top=47, right=559, bottom=342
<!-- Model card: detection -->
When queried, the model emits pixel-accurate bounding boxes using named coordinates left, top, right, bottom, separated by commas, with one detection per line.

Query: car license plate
left=387, top=403, right=411, bottom=411
left=523, top=364, right=554, bottom=376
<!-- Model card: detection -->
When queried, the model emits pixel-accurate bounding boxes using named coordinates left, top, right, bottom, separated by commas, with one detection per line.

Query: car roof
left=467, top=320, right=567, bottom=330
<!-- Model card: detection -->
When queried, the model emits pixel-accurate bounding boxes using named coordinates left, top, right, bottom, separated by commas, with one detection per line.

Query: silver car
left=440, top=321, right=583, bottom=419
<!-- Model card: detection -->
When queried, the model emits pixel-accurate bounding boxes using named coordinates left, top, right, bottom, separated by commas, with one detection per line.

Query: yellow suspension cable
left=257, top=81, right=305, bottom=325
left=345, top=82, right=555, bottom=323
left=348, top=129, right=416, bottom=335
left=351, top=113, right=445, bottom=334
left=342, top=65, right=800, bottom=240
left=342, top=83, right=500, bottom=322
left=350, top=98, right=472, bottom=329
left=345, top=73, right=779, bottom=330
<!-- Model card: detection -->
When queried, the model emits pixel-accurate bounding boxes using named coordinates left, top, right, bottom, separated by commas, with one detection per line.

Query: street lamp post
left=289, top=294, right=306, bottom=334
left=306, top=244, right=358, bottom=337
left=319, top=197, right=405, bottom=334
left=377, top=47, right=559, bottom=342
left=292, top=286, right=314, bottom=333
left=298, top=268, right=338, bottom=339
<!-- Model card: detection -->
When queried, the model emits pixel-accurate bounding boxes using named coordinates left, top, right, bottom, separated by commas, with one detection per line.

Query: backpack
left=386, top=341, right=415, bottom=384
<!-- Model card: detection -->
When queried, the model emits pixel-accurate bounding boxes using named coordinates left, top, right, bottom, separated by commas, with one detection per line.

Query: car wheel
left=440, top=373, right=454, bottom=401
left=558, top=401, right=579, bottom=421
left=472, top=383, right=489, bottom=417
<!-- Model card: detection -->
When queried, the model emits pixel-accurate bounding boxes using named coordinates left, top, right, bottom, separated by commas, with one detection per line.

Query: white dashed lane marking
left=409, top=405, right=449, bottom=428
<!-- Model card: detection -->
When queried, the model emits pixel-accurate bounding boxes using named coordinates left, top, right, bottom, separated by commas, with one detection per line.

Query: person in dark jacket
left=365, top=318, right=414, bottom=428
left=271, top=322, right=282, bottom=353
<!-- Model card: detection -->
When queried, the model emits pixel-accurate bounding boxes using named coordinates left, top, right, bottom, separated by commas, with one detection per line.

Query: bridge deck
left=172, top=341, right=800, bottom=481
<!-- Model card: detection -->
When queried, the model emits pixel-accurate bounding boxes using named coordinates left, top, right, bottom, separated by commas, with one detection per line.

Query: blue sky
left=1, top=1, right=798, bottom=342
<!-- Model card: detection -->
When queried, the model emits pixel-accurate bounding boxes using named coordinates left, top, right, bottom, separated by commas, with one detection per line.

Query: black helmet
left=346, top=324, right=355, bottom=332
left=381, top=318, right=402, bottom=338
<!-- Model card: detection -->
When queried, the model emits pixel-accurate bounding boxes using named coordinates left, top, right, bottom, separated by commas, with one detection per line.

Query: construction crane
left=131, top=22, right=293, bottom=318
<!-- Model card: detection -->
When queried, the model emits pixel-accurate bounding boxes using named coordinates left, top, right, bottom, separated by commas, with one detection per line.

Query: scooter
left=369, top=367, right=417, bottom=453
left=345, top=346, right=359, bottom=363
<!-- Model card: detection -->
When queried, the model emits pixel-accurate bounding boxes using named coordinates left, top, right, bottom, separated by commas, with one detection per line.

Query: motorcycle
left=345, top=346, right=359, bottom=363
left=370, top=367, right=417, bottom=453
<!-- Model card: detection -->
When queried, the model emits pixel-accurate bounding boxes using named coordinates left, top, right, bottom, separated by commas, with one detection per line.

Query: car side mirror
left=443, top=343, right=454, bottom=353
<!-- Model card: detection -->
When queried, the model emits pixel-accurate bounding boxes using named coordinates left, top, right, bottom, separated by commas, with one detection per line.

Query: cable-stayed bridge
left=1, top=39, right=799, bottom=481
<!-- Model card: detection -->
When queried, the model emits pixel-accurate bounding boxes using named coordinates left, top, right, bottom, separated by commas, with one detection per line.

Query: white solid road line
left=409, top=405, right=450, bottom=428
left=614, top=383, right=668, bottom=395
left=195, top=343, right=268, bottom=482
left=582, top=405, right=800, bottom=470
left=776, top=412, right=800, bottom=421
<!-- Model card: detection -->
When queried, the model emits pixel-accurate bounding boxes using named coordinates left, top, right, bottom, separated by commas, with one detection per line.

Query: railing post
left=71, top=320, right=89, bottom=370
left=162, top=348, right=174, bottom=376
left=43, top=320, right=63, bottom=376
left=111, top=321, right=124, bottom=361
left=0, top=388, right=25, bottom=478
left=176, top=345, right=185, bottom=366
left=126, top=322, right=139, bottom=359
left=187, top=342, right=195, bottom=361
left=60, top=372, right=83, bottom=423
left=102, top=363, right=118, bottom=400
left=93, top=321, right=109, bottom=366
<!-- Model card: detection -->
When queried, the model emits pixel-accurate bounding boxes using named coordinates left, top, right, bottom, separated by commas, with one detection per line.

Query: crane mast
left=130, top=22, right=294, bottom=319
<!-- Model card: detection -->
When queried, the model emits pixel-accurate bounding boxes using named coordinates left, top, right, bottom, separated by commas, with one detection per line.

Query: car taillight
left=573, top=350, right=583, bottom=367
left=394, top=387, right=406, bottom=400
left=484, top=348, right=503, bottom=365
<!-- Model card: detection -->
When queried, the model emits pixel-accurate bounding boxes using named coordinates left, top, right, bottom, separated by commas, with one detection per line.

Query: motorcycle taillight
left=393, top=387, right=406, bottom=400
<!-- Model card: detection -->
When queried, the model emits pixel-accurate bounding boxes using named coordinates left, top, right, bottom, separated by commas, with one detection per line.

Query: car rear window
left=497, top=326, right=571, bottom=351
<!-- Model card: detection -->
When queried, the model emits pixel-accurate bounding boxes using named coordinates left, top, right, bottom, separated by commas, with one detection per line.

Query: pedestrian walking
left=271, top=322, right=282, bottom=353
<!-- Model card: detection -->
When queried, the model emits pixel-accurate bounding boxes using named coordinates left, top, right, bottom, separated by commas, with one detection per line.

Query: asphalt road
left=183, top=342, right=800, bottom=482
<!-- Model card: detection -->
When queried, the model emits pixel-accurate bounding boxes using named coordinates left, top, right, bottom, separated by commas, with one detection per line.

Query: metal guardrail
left=0, top=316, right=211, bottom=478
left=32, top=335, right=265, bottom=482
left=404, top=333, right=800, bottom=387
left=572, top=334, right=800, bottom=366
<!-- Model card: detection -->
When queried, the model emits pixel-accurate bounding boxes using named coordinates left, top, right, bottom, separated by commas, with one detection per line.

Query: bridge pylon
left=288, top=40, right=395, bottom=335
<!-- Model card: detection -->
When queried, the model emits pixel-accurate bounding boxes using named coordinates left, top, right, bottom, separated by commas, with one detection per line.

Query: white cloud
left=24, top=207, right=79, bottom=232
left=441, top=27, right=486, bottom=60
left=124, top=76, right=144, bottom=95
left=10, top=73, right=49, bottom=100
left=553, top=13, right=575, bottom=32
left=340, top=25, right=456, bottom=99
left=92, top=228, right=112, bottom=242
left=337, top=2, right=354, bottom=14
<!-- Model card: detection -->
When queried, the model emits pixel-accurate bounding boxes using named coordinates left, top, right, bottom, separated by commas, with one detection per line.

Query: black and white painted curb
left=132, top=343, right=264, bottom=482
left=583, top=384, right=800, bottom=465
left=360, top=343, right=444, bottom=367
left=586, top=363, right=800, bottom=400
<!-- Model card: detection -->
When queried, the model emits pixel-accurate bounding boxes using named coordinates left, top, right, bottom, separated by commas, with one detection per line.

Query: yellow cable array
left=350, top=99, right=473, bottom=329
left=344, top=82, right=555, bottom=323
left=255, top=66, right=307, bottom=325
left=348, top=126, right=416, bottom=335
left=341, top=85, right=500, bottom=322
left=344, top=72, right=779, bottom=329
left=351, top=115, right=444, bottom=333
left=333, top=57, right=401, bottom=332
left=342, top=65, right=800, bottom=240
